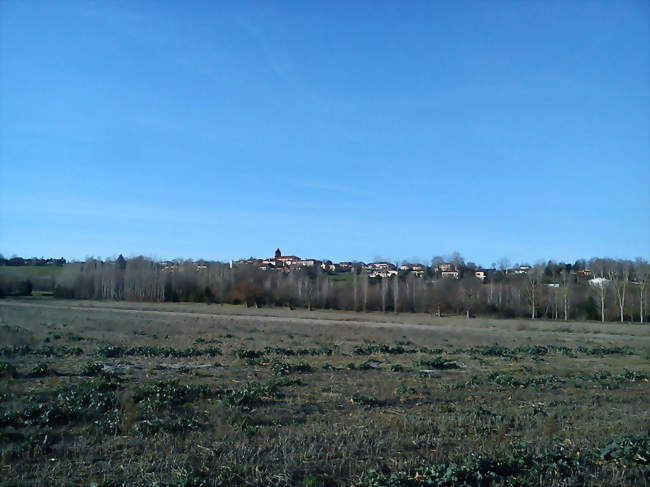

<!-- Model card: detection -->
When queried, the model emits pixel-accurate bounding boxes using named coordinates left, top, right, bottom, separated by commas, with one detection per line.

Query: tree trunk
left=362, top=272, right=368, bottom=312
left=640, top=296, right=644, bottom=323
left=353, top=271, right=358, bottom=312
left=393, top=277, right=399, bottom=313
left=531, top=292, right=536, bottom=320
left=641, top=285, right=645, bottom=323
left=618, top=282, right=626, bottom=323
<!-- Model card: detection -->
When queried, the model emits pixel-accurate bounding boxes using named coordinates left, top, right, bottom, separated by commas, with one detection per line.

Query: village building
left=589, top=277, right=610, bottom=287
left=321, top=260, right=336, bottom=272
left=399, top=263, right=426, bottom=277
left=474, top=269, right=488, bottom=280
left=441, top=269, right=460, bottom=279
left=437, top=263, right=455, bottom=272
left=368, top=269, right=399, bottom=278
left=334, top=262, right=353, bottom=272
left=366, top=262, right=396, bottom=271
left=509, top=265, right=531, bottom=275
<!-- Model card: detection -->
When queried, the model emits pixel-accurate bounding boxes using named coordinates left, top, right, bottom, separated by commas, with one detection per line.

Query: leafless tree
left=352, top=267, right=358, bottom=311
left=459, top=276, right=481, bottom=318
left=381, top=277, right=388, bottom=313
left=525, top=263, right=544, bottom=319
left=392, top=275, right=399, bottom=313
left=51, top=255, right=647, bottom=323
left=634, top=258, right=649, bottom=323
left=608, top=259, right=631, bottom=323
left=560, top=267, right=572, bottom=321
left=589, top=258, right=609, bottom=323
left=362, top=270, right=368, bottom=312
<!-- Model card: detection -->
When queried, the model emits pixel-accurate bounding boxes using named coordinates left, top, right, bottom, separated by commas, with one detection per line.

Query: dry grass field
left=1, top=298, right=649, bottom=486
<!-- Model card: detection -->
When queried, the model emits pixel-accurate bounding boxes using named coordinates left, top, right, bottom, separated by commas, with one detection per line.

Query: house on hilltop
left=474, top=269, right=488, bottom=280
left=365, top=262, right=398, bottom=278
left=441, top=269, right=460, bottom=279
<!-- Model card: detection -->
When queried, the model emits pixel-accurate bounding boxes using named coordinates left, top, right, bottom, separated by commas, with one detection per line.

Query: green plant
left=28, top=363, right=50, bottom=378
left=353, top=344, right=417, bottom=355
left=348, top=393, right=382, bottom=408
left=0, top=361, right=18, bottom=378
left=413, top=357, right=459, bottom=370
left=134, top=416, right=203, bottom=436
left=394, top=384, right=416, bottom=396
left=271, top=361, right=313, bottom=376
left=134, top=380, right=218, bottom=411
left=97, top=345, right=221, bottom=358
left=233, top=348, right=265, bottom=359
left=80, top=362, right=105, bottom=376
left=362, top=436, right=650, bottom=486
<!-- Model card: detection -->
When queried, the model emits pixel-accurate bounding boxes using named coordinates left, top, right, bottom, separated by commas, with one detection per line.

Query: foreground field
left=1, top=299, right=649, bottom=486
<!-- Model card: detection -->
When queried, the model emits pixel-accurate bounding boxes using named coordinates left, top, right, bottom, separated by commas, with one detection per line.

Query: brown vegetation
left=45, top=256, right=650, bottom=323
left=0, top=301, right=648, bottom=486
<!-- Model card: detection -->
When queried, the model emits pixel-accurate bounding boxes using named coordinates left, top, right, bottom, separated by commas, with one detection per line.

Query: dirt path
left=3, top=299, right=650, bottom=347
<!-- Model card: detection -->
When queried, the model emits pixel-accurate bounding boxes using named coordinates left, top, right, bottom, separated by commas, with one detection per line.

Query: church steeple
left=275, top=248, right=282, bottom=258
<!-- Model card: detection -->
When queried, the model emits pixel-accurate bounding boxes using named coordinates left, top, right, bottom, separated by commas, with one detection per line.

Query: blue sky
left=1, top=1, right=648, bottom=266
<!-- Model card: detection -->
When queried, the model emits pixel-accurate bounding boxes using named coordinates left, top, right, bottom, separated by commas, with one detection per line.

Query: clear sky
left=1, top=1, right=648, bottom=266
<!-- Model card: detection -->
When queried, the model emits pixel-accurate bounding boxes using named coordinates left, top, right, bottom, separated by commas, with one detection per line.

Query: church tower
left=275, top=248, right=281, bottom=259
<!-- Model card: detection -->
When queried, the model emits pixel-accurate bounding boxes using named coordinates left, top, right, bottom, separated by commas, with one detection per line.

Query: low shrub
left=97, top=345, right=221, bottom=358
left=362, top=435, right=650, bottom=486
left=28, top=363, right=51, bottom=378
left=348, top=393, right=382, bottom=408
left=134, top=380, right=218, bottom=411
left=80, top=362, right=105, bottom=376
left=234, top=348, right=265, bottom=359
left=0, top=361, right=18, bottom=378
left=413, top=357, right=459, bottom=370
left=271, top=361, right=313, bottom=376
left=353, top=344, right=417, bottom=355
left=0, top=345, right=83, bottom=358
left=134, top=416, right=203, bottom=436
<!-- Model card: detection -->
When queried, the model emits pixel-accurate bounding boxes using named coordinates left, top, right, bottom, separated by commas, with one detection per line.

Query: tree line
left=45, top=255, right=650, bottom=323
left=0, top=255, right=67, bottom=266
left=0, top=255, right=66, bottom=297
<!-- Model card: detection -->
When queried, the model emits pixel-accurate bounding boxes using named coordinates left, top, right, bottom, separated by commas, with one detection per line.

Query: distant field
left=0, top=266, right=62, bottom=293
left=0, top=299, right=648, bottom=486
left=0, top=266, right=63, bottom=279
left=327, top=271, right=354, bottom=286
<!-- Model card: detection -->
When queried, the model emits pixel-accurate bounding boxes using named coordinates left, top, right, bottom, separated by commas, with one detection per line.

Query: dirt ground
left=0, top=298, right=648, bottom=486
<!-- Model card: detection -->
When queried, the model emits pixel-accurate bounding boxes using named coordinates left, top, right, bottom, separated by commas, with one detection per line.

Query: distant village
left=0, top=250, right=607, bottom=292
left=4, top=250, right=646, bottom=323
left=225, top=248, right=594, bottom=282
left=0, top=250, right=601, bottom=284
left=232, top=248, right=469, bottom=278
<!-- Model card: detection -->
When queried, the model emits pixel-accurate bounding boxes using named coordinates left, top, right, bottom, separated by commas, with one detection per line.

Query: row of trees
left=511, top=258, right=649, bottom=323
left=0, top=255, right=66, bottom=266
left=46, top=256, right=650, bottom=323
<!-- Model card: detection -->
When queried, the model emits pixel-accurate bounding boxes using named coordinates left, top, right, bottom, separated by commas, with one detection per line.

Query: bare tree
left=392, top=275, right=399, bottom=313
left=459, top=276, right=481, bottom=318
left=362, top=270, right=368, bottom=312
left=525, top=263, right=544, bottom=319
left=634, top=258, right=649, bottom=323
left=560, top=267, right=572, bottom=321
left=608, top=260, right=631, bottom=323
left=589, top=258, right=609, bottom=323
left=381, top=277, right=388, bottom=313
left=52, top=255, right=647, bottom=323
left=352, top=267, right=358, bottom=311
left=496, top=257, right=511, bottom=310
